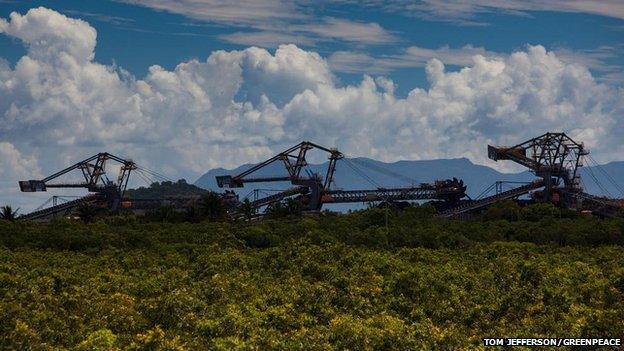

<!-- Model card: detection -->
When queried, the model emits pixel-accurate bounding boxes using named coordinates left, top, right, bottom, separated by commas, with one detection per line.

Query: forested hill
left=125, top=179, right=207, bottom=199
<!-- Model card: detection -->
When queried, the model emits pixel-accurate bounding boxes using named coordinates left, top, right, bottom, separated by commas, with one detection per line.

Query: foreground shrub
left=0, top=211, right=623, bottom=348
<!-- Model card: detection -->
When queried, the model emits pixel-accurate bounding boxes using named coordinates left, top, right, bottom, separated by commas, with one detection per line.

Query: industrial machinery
left=440, top=132, right=623, bottom=217
left=19, top=153, right=137, bottom=220
left=487, top=132, right=586, bottom=201
left=216, top=141, right=467, bottom=217
left=16, top=132, right=623, bottom=221
left=216, top=141, right=344, bottom=212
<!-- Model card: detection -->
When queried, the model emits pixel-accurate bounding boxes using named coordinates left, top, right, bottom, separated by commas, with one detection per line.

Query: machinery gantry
left=216, top=142, right=467, bottom=217
left=441, top=132, right=623, bottom=217
left=19, top=153, right=137, bottom=219
left=216, top=141, right=344, bottom=211
left=17, top=132, right=623, bottom=221
left=488, top=132, right=587, bottom=201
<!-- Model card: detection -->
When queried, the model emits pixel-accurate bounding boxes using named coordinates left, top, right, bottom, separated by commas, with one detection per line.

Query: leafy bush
left=0, top=211, right=623, bottom=349
left=482, top=200, right=521, bottom=221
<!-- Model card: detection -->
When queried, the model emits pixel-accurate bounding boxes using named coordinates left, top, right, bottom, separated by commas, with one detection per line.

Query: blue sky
left=0, top=1, right=623, bottom=210
left=1, top=0, right=623, bottom=95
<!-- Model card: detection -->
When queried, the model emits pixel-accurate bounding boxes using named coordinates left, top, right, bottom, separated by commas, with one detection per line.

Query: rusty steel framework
left=217, top=141, right=343, bottom=190
left=323, top=179, right=466, bottom=204
left=216, top=141, right=345, bottom=212
left=440, top=132, right=623, bottom=217
left=19, top=153, right=137, bottom=220
left=488, top=132, right=587, bottom=201
left=216, top=142, right=467, bottom=216
left=17, top=132, right=624, bottom=221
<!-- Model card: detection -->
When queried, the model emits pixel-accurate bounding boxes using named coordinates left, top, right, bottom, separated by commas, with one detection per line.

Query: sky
left=0, top=0, right=623, bottom=210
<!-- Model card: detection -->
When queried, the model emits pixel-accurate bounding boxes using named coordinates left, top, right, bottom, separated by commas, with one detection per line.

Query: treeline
left=1, top=201, right=623, bottom=251
left=124, top=179, right=207, bottom=199
left=1, top=201, right=623, bottom=349
left=140, top=193, right=302, bottom=223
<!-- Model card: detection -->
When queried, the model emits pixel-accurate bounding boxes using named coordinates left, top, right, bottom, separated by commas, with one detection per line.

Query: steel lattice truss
left=216, top=141, right=343, bottom=190
left=488, top=132, right=587, bottom=188
left=19, top=153, right=137, bottom=219
left=324, top=180, right=466, bottom=204
left=19, top=152, right=137, bottom=194
left=216, top=142, right=467, bottom=215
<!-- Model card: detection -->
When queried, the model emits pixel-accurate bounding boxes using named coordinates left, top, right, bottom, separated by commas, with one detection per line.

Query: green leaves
left=0, top=212, right=623, bottom=349
left=0, top=205, right=19, bottom=221
left=76, top=329, right=117, bottom=351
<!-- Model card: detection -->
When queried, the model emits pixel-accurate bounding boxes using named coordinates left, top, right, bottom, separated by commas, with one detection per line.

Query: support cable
left=583, top=156, right=612, bottom=197
left=347, top=156, right=419, bottom=186
left=582, top=163, right=612, bottom=198
left=134, top=169, right=157, bottom=187
left=134, top=169, right=152, bottom=185
left=587, top=155, right=624, bottom=197
left=342, top=158, right=381, bottom=189
left=475, top=183, right=496, bottom=200
left=33, top=197, right=54, bottom=212
left=137, top=166, right=174, bottom=182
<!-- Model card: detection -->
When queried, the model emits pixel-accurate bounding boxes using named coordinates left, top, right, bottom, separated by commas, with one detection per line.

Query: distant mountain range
left=195, top=157, right=624, bottom=210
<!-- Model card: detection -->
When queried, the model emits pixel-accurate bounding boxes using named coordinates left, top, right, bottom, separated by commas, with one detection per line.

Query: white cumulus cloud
left=0, top=142, right=43, bottom=211
left=1, top=7, right=623, bottom=210
left=0, top=7, right=97, bottom=61
left=0, top=142, right=41, bottom=180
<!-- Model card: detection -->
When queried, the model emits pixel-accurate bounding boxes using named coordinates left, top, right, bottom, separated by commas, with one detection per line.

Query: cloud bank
left=329, top=45, right=502, bottom=74
left=357, top=0, right=624, bottom=25
left=123, top=0, right=397, bottom=47
left=125, top=0, right=624, bottom=26
left=1, top=7, right=623, bottom=208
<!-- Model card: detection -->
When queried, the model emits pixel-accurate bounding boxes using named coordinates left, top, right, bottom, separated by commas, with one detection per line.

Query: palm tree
left=285, top=198, right=301, bottom=216
left=240, top=198, right=256, bottom=221
left=76, top=203, right=97, bottom=223
left=199, top=192, right=225, bottom=221
left=266, top=201, right=285, bottom=218
left=0, top=205, right=19, bottom=221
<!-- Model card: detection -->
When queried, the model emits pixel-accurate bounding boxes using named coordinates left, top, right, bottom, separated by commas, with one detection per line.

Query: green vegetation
left=1, top=203, right=623, bottom=349
left=125, top=179, right=206, bottom=199
left=76, top=203, right=98, bottom=223
left=0, top=205, right=19, bottom=221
